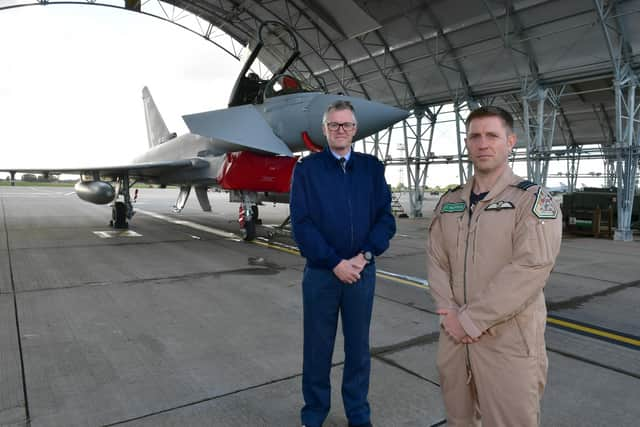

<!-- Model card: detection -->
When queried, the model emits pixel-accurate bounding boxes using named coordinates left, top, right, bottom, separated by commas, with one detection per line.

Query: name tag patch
left=485, top=201, right=515, bottom=211
left=441, top=202, right=466, bottom=213
left=532, top=189, right=558, bottom=219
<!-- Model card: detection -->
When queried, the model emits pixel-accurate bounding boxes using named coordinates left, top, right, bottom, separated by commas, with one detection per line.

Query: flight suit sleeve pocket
left=521, top=219, right=553, bottom=266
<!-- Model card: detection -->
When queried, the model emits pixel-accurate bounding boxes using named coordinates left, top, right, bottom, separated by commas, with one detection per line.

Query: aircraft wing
left=0, top=158, right=209, bottom=180
left=182, top=104, right=294, bottom=156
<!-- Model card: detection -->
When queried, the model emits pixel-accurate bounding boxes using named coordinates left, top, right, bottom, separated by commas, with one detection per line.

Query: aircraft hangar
left=124, top=0, right=640, bottom=240
left=3, top=0, right=640, bottom=238
left=0, top=1, right=639, bottom=426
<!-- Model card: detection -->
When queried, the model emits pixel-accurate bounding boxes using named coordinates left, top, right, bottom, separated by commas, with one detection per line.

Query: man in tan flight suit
left=428, top=106, right=562, bottom=426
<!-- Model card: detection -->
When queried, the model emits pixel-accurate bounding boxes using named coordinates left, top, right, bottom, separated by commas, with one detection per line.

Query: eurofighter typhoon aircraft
left=1, top=22, right=408, bottom=241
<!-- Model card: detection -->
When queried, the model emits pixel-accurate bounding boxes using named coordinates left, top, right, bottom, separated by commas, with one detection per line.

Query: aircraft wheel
left=252, top=205, right=262, bottom=225
left=242, top=219, right=256, bottom=241
left=112, top=201, right=128, bottom=229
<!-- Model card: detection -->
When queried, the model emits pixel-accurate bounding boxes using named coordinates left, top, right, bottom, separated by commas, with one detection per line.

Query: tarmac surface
left=0, top=186, right=638, bottom=427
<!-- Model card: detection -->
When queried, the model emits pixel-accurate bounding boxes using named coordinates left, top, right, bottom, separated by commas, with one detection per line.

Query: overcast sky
left=0, top=2, right=601, bottom=188
left=0, top=2, right=240, bottom=169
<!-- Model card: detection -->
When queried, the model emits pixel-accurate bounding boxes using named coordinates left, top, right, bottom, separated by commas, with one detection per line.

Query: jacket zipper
left=343, top=166, right=354, bottom=252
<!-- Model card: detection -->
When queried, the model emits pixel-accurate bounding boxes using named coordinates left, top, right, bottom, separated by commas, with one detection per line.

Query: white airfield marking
left=93, top=230, right=143, bottom=238
left=136, top=209, right=239, bottom=240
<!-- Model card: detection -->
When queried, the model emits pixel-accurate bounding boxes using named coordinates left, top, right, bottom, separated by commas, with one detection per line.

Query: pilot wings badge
left=485, top=201, right=515, bottom=211
left=532, top=188, right=558, bottom=219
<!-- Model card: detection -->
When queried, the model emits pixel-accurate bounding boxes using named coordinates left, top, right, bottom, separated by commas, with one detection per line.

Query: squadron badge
left=485, top=201, right=515, bottom=211
left=532, top=188, right=557, bottom=219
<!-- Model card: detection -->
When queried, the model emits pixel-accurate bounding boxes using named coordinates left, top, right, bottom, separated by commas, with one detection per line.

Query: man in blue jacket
left=290, top=100, right=396, bottom=427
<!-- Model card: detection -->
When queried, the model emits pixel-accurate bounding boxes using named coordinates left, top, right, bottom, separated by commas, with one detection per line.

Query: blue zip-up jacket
left=290, top=148, right=396, bottom=270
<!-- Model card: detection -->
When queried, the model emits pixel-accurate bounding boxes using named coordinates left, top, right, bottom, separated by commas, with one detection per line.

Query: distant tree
left=22, top=174, right=37, bottom=182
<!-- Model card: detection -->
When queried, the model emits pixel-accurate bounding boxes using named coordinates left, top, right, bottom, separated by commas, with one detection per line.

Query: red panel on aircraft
left=217, top=151, right=298, bottom=193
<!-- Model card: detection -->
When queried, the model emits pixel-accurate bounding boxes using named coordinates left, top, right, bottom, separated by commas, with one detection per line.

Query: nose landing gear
left=109, top=175, right=134, bottom=229
left=238, top=192, right=259, bottom=241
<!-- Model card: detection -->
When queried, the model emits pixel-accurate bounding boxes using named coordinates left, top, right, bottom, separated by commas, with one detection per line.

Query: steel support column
left=402, top=108, right=439, bottom=217
left=604, top=158, right=617, bottom=188
left=454, top=101, right=477, bottom=186
left=594, top=0, right=640, bottom=240
left=566, top=145, right=581, bottom=193
left=612, top=77, right=639, bottom=240
left=522, top=82, right=561, bottom=186
left=360, top=125, right=394, bottom=164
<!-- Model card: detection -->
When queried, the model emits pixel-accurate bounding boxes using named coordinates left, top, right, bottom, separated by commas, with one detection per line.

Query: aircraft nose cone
left=343, top=96, right=409, bottom=139
left=306, top=94, right=409, bottom=145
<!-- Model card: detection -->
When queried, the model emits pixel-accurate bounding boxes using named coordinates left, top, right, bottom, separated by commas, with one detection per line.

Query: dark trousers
left=300, top=264, right=376, bottom=427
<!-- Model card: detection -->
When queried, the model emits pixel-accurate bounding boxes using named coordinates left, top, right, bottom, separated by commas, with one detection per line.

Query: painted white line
left=377, top=269, right=429, bottom=288
left=137, top=209, right=430, bottom=289
left=136, top=209, right=239, bottom=240
left=64, top=191, right=76, bottom=196
left=0, top=192, right=58, bottom=196
left=93, top=230, right=143, bottom=238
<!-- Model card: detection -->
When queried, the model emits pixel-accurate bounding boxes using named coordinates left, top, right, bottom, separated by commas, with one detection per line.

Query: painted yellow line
left=252, top=240, right=301, bottom=256
left=547, top=316, right=640, bottom=347
left=253, top=239, right=429, bottom=289
left=135, top=210, right=637, bottom=349
left=257, top=238, right=637, bottom=348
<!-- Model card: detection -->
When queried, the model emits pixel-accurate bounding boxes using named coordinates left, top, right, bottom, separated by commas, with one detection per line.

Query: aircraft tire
left=242, top=219, right=256, bottom=241
left=112, top=201, right=128, bottom=229
left=252, top=205, right=262, bottom=225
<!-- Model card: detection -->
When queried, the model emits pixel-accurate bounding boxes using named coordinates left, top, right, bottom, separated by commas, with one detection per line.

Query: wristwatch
left=362, top=251, right=373, bottom=263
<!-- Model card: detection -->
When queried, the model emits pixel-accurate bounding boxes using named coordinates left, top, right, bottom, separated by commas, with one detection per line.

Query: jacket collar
left=322, top=146, right=356, bottom=171
left=458, top=167, right=520, bottom=204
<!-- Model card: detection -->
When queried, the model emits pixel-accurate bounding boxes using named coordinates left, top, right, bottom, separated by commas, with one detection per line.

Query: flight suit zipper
left=463, top=206, right=472, bottom=384
left=463, top=199, right=484, bottom=386
left=463, top=209, right=472, bottom=304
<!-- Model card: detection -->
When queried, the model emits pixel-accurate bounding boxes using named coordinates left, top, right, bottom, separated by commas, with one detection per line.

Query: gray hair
left=322, top=100, right=357, bottom=125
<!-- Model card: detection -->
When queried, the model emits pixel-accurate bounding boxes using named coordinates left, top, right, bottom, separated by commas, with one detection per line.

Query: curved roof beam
left=355, top=29, right=416, bottom=107
left=240, top=0, right=372, bottom=98
left=0, top=0, right=246, bottom=59
left=310, top=1, right=557, bottom=81
left=175, top=0, right=327, bottom=90
left=481, top=0, right=525, bottom=81
left=593, top=0, right=636, bottom=78
left=416, top=1, right=474, bottom=104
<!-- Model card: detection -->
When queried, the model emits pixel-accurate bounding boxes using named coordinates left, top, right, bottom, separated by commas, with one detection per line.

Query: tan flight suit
left=428, top=168, right=562, bottom=427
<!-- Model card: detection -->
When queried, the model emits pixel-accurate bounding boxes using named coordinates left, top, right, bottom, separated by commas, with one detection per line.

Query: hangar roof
left=4, top=0, right=636, bottom=148
left=164, top=0, right=639, bottom=148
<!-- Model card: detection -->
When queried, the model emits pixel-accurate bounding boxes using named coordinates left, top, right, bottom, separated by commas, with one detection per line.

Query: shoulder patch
left=516, top=180, right=537, bottom=191
left=532, top=188, right=558, bottom=219
left=441, top=202, right=467, bottom=213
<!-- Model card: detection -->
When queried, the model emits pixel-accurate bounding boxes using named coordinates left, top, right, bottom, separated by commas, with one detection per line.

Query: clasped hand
left=437, top=308, right=479, bottom=344
left=333, top=254, right=367, bottom=284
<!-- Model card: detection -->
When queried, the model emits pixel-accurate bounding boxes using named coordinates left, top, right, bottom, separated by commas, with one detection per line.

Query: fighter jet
left=1, top=22, right=408, bottom=241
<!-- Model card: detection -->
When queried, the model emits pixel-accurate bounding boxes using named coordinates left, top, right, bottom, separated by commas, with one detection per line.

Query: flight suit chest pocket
left=474, top=208, right=515, bottom=261
left=437, top=213, right=464, bottom=257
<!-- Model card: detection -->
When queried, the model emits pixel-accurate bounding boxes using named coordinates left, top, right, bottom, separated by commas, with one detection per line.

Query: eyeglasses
left=326, top=122, right=356, bottom=131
